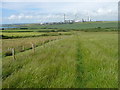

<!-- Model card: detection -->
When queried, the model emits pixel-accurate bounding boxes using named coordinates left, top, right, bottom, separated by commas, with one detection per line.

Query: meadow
left=2, top=21, right=118, bottom=88
left=2, top=31, right=71, bottom=39
left=2, top=36, right=64, bottom=57
left=14, top=21, right=118, bottom=30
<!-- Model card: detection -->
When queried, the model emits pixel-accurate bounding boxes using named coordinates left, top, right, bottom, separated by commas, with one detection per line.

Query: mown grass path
left=75, top=37, right=85, bottom=88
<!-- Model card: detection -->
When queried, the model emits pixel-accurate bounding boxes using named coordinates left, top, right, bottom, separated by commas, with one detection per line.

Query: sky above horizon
left=1, top=0, right=119, bottom=24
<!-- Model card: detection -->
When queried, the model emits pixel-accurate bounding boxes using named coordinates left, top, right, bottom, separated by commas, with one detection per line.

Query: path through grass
left=2, top=32, right=118, bottom=88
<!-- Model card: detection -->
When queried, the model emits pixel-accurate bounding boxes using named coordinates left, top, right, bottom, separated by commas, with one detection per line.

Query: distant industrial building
left=39, top=14, right=93, bottom=25
left=64, top=20, right=74, bottom=24
left=63, top=14, right=74, bottom=24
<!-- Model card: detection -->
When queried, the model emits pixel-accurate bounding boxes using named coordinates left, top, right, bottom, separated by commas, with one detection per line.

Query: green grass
left=1, top=31, right=72, bottom=39
left=2, top=31, right=118, bottom=88
left=1, top=29, right=59, bottom=32
left=75, top=32, right=118, bottom=88
left=2, top=32, right=45, bottom=37
left=3, top=21, right=117, bottom=30
left=19, top=21, right=118, bottom=30
left=2, top=36, right=63, bottom=57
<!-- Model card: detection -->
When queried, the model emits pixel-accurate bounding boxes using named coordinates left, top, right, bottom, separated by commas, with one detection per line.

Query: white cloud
left=86, top=8, right=117, bottom=16
left=97, top=8, right=112, bottom=15
left=2, top=1, right=118, bottom=24
left=7, top=13, right=63, bottom=21
left=8, top=13, right=33, bottom=20
left=7, top=5, right=118, bottom=22
left=8, top=15, right=17, bottom=20
left=25, top=15, right=32, bottom=18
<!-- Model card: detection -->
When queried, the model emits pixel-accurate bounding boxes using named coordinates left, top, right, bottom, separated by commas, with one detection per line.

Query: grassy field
left=2, top=31, right=118, bottom=88
left=16, top=21, right=118, bottom=30
left=2, top=36, right=65, bottom=57
left=1, top=29, right=60, bottom=32
left=2, top=31, right=72, bottom=39
left=2, top=32, right=45, bottom=37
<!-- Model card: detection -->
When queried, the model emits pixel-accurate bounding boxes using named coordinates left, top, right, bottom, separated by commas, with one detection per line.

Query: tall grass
left=2, top=32, right=118, bottom=88
left=2, top=36, right=63, bottom=57
left=2, top=31, right=72, bottom=39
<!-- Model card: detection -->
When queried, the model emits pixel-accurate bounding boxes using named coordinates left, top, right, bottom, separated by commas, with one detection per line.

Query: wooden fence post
left=8, top=47, right=12, bottom=51
left=22, top=46, right=25, bottom=51
left=43, top=41, right=45, bottom=47
left=31, top=43, right=35, bottom=53
left=12, top=48, right=16, bottom=60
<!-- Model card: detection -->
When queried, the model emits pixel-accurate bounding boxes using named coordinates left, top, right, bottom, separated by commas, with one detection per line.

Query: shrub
left=97, top=27, right=101, bottom=29
left=59, top=33, right=62, bottom=35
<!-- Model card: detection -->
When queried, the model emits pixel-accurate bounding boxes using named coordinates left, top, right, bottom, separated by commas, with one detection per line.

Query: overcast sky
left=1, top=0, right=119, bottom=24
